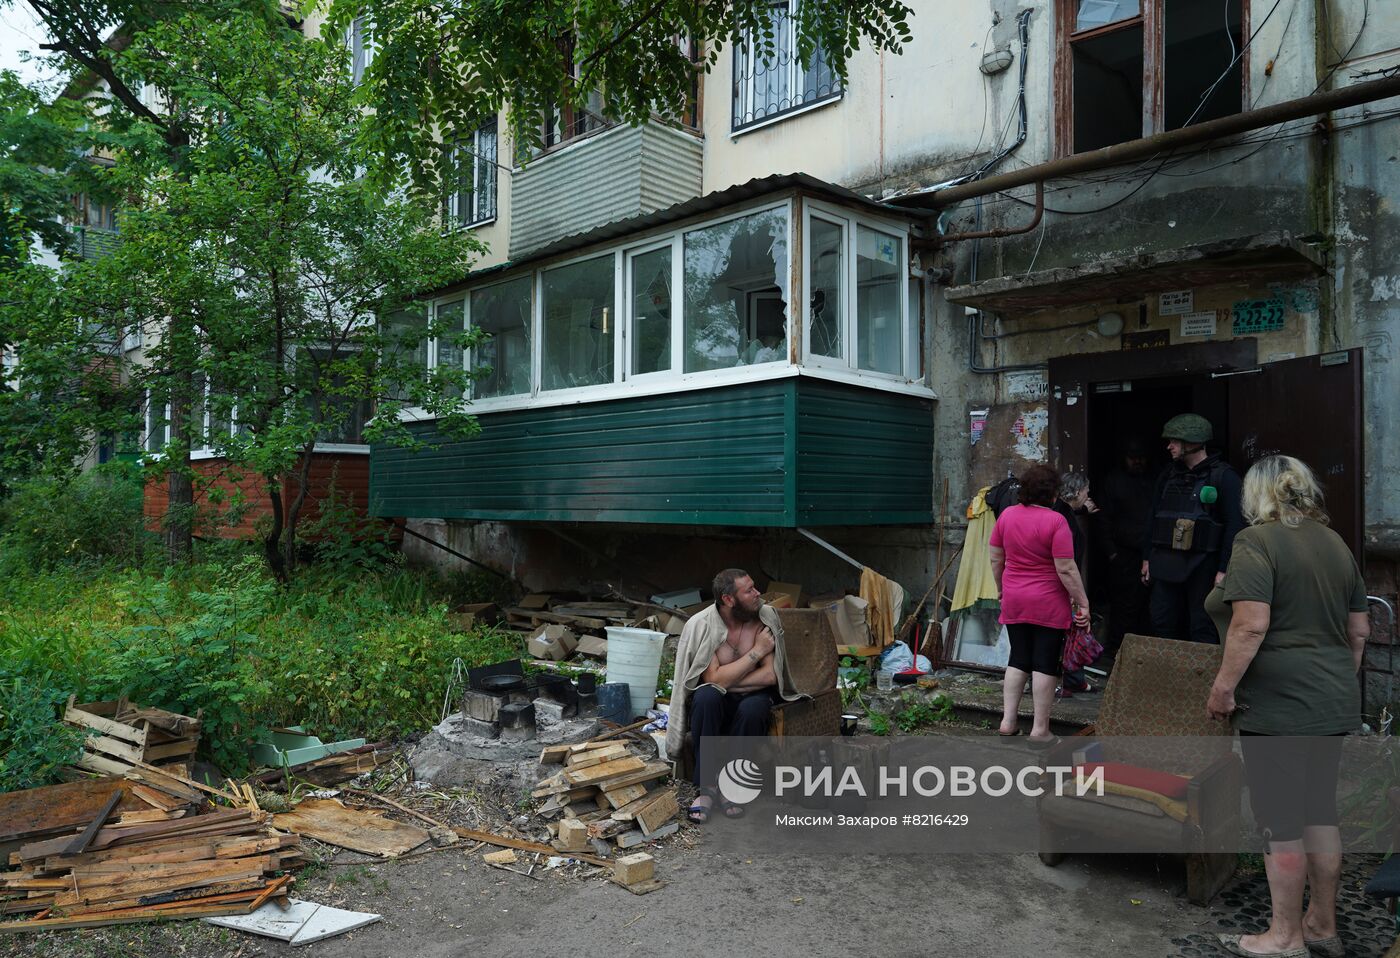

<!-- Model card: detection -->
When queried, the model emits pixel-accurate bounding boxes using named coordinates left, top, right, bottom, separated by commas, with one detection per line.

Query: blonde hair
left=1241, top=455, right=1329, bottom=527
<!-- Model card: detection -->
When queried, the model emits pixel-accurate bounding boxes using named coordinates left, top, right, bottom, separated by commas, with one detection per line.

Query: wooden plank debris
left=0, top=773, right=299, bottom=933
left=271, top=799, right=429, bottom=858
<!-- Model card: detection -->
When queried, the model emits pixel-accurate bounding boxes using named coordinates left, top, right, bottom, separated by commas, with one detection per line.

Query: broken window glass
left=542, top=255, right=615, bottom=391
left=436, top=298, right=466, bottom=398
left=856, top=225, right=903, bottom=376
left=1075, top=0, right=1140, bottom=32
left=470, top=277, right=532, bottom=399
left=382, top=306, right=431, bottom=402
left=1164, top=0, right=1243, bottom=130
left=683, top=208, right=789, bottom=373
left=629, top=246, right=672, bottom=376
left=808, top=216, right=843, bottom=360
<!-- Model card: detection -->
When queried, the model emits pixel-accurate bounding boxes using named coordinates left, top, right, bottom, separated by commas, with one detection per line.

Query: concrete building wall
left=398, top=1, right=1398, bottom=660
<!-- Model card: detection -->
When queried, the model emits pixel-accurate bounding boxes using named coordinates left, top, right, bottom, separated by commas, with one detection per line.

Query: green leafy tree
left=4, top=13, right=483, bottom=577
left=322, top=0, right=913, bottom=189
left=0, top=70, right=91, bottom=265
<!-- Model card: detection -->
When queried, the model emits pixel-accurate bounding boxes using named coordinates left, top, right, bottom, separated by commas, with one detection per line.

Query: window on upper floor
left=348, top=16, right=375, bottom=86
left=444, top=120, right=498, bottom=229
left=731, top=0, right=843, bottom=133
left=1058, top=0, right=1244, bottom=155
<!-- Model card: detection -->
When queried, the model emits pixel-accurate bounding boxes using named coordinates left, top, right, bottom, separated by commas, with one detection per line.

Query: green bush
left=0, top=671, right=86, bottom=791
left=0, top=552, right=522, bottom=781
left=0, top=462, right=152, bottom=572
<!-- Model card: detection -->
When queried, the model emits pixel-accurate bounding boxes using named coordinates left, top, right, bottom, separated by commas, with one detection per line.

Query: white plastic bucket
left=605, top=626, right=667, bottom=718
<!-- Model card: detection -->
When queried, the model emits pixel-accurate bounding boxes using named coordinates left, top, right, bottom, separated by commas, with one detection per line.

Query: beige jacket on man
left=663, top=603, right=805, bottom=760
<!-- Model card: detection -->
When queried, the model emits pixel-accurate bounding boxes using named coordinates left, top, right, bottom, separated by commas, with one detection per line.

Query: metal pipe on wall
left=895, top=73, right=1400, bottom=210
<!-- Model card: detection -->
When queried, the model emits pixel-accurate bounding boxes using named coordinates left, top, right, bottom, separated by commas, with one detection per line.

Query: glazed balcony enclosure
left=370, top=175, right=936, bottom=527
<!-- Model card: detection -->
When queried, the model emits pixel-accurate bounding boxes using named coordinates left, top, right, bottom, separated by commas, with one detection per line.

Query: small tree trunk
left=264, top=477, right=287, bottom=582
left=164, top=388, right=194, bottom=564
left=282, top=444, right=317, bottom=575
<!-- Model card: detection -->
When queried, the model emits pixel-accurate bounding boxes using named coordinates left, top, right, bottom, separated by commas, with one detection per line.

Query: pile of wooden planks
left=0, top=777, right=298, bottom=935
left=533, top=738, right=678, bottom=852
left=65, top=697, right=202, bottom=777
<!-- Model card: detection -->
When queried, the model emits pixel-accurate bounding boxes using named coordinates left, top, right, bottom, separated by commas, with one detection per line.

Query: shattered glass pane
left=470, top=277, right=532, bottom=399
left=542, top=255, right=615, bottom=391
left=683, top=208, right=789, bottom=373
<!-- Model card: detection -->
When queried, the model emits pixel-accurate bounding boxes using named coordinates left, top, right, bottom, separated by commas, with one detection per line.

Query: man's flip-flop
left=998, top=729, right=1022, bottom=737
left=1215, top=934, right=1310, bottom=958
left=1027, top=736, right=1060, bottom=751
left=687, top=789, right=715, bottom=825
left=717, top=797, right=746, bottom=819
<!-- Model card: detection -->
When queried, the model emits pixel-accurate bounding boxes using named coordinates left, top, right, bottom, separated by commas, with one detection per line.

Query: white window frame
left=622, top=236, right=681, bottom=383
left=347, top=16, right=375, bottom=86
left=395, top=195, right=931, bottom=422
left=731, top=0, right=844, bottom=135
left=143, top=391, right=170, bottom=456
left=802, top=198, right=914, bottom=383
left=536, top=248, right=623, bottom=397
left=444, top=121, right=499, bottom=230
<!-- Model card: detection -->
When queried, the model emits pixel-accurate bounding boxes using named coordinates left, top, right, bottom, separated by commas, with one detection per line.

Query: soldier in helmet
left=1140, top=414, right=1244, bottom=644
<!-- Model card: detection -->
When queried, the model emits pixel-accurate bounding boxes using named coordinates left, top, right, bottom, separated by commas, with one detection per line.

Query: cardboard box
left=528, top=624, right=578, bottom=661
left=760, top=591, right=796, bottom=609
left=447, top=602, right=499, bottom=631
left=765, top=581, right=804, bottom=608
left=575, top=634, right=609, bottom=658
left=519, top=593, right=552, bottom=610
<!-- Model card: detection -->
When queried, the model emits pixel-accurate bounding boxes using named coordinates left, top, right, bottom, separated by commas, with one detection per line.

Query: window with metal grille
left=731, top=0, right=843, bottom=133
left=445, top=120, right=498, bottom=229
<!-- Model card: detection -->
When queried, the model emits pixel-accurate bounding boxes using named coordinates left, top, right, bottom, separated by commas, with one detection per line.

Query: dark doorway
left=1086, top=374, right=1233, bottom=484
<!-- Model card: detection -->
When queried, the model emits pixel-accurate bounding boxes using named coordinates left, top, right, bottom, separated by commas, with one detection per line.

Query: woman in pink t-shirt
left=989, top=465, right=1091, bottom=746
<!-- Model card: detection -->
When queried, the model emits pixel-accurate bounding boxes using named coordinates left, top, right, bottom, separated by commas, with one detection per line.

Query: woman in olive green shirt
left=1205, top=456, right=1370, bottom=958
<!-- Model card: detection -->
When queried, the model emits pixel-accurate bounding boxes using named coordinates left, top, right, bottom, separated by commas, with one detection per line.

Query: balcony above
left=509, top=123, right=703, bottom=260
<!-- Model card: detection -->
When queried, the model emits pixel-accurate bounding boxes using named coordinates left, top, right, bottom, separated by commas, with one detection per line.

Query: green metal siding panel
left=794, top=379, right=934, bottom=526
left=371, top=377, right=935, bottom=527
left=370, top=381, right=793, bottom=525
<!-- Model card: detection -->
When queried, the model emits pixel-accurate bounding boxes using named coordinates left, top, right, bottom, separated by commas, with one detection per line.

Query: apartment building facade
left=375, top=1, right=1398, bottom=645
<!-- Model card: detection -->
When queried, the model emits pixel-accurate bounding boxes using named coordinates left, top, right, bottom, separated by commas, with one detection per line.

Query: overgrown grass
left=0, top=544, right=521, bottom=789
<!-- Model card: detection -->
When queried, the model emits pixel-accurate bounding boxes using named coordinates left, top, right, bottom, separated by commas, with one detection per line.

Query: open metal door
left=1226, top=348, right=1365, bottom=565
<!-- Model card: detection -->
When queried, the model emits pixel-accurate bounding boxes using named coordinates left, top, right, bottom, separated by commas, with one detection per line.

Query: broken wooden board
left=563, top=744, right=629, bottom=771
left=562, top=757, right=645, bottom=787
left=635, top=790, right=678, bottom=836
left=615, top=821, right=679, bottom=848
left=0, top=779, right=146, bottom=846
left=603, top=784, right=650, bottom=810
left=272, top=799, right=428, bottom=858
left=449, top=826, right=609, bottom=867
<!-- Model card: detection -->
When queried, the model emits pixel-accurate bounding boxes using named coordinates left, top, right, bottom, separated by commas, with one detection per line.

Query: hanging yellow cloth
left=859, top=566, right=905, bottom=649
left=950, top=486, right=1001, bottom=616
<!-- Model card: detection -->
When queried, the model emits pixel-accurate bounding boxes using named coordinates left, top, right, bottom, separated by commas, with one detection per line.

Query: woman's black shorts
left=1005, top=623, right=1064, bottom=675
left=1238, top=732, right=1345, bottom=843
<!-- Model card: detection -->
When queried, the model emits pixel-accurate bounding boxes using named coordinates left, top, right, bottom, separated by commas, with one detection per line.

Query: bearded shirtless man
left=678, top=568, right=783, bottom=823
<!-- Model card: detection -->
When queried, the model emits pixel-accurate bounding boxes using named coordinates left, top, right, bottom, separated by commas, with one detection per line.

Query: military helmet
left=1161, top=413, right=1213, bottom=443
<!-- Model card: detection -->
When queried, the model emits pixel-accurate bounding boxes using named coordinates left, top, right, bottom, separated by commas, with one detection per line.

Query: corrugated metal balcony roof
left=431, top=172, right=912, bottom=299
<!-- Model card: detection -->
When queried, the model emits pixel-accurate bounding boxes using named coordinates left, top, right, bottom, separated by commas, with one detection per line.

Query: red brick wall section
left=143, top=453, right=385, bottom=541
